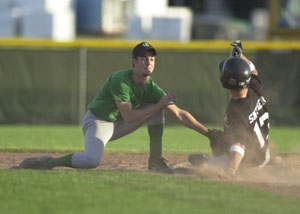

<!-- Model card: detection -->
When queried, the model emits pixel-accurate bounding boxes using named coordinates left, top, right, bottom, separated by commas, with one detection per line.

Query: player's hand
left=158, top=93, right=177, bottom=108
left=231, top=40, right=243, bottom=57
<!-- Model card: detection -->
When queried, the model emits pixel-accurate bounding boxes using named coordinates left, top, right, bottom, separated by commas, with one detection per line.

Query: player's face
left=133, top=52, right=155, bottom=76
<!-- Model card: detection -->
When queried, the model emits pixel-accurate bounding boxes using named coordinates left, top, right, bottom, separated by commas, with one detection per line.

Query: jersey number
left=253, top=112, right=269, bottom=148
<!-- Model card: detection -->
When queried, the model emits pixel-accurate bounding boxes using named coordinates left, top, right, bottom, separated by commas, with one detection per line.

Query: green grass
left=0, top=125, right=299, bottom=154
left=0, top=169, right=299, bottom=214
left=269, top=126, right=300, bottom=153
left=0, top=125, right=84, bottom=153
left=0, top=125, right=300, bottom=214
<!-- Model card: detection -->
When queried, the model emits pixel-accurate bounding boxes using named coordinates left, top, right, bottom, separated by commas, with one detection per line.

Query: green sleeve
left=110, top=78, right=131, bottom=102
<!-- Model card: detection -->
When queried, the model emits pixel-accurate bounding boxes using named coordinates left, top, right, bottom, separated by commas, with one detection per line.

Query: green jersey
left=88, top=69, right=166, bottom=122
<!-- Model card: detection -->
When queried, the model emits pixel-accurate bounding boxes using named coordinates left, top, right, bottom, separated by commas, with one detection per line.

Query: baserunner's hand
left=231, top=40, right=243, bottom=57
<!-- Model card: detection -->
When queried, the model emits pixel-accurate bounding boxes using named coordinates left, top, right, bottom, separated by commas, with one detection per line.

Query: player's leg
left=188, top=133, right=230, bottom=168
left=147, top=123, right=172, bottom=172
left=47, top=105, right=162, bottom=169
left=188, top=153, right=229, bottom=169
left=47, top=111, right=114, bottom=169
left=110, top=104, right=164, bottom=159
left=206, top=154, right=229, bottom=168
left=206, top=137, right=231, bottom=168
left=148, top=123, right=163, bottom=160
left=110, top=104, right=171, bottom=172
left=71, top=111, right=114, bottom=168
left=147, top=107, right=165, bottom=160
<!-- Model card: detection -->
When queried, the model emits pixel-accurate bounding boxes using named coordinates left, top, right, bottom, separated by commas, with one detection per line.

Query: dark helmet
left=219, top=57, right=251, bottom=90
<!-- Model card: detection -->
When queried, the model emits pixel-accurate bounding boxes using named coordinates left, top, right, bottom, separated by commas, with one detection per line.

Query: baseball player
left=189, top=40, right=270, bottom=177
left=19, top=41, right=208, bottom=173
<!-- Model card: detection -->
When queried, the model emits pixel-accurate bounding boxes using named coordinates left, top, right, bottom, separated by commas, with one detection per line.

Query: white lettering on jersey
left=248, top=96, right=267, bottom=124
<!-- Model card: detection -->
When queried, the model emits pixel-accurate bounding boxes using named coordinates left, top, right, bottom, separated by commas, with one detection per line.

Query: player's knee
left=234, top=142, right=245, bottom=149
left=148, top=109, right=164, bottom=125
left=84, top=156, right=101, bottom=169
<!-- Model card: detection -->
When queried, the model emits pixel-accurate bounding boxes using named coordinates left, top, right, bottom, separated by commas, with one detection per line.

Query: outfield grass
left=0, top=125, right=299, bottom=154
left=0, top=169, right=299, bottom=214
left=269, top=126, right=300, bottom=153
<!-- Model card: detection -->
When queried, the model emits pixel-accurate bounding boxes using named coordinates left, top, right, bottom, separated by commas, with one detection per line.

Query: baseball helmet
left=219, top=57, right=251, bottom=90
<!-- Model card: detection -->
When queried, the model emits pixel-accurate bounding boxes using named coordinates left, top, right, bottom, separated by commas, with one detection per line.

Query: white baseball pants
left=72, top=105, right=164, bottom=169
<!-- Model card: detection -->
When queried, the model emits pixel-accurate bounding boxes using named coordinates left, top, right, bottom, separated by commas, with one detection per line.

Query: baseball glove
left=205, top=129, right=229, bottom=156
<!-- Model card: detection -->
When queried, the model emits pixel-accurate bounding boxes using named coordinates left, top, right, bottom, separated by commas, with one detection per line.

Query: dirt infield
left=1, top=152, right=300, bottom=198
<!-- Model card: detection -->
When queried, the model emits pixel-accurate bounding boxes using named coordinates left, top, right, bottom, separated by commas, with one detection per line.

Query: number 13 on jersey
left=253, top=112, right=269, bottom=148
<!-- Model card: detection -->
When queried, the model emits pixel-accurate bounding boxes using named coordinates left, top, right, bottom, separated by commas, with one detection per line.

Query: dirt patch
left=1, top=152, right=300, bottom=198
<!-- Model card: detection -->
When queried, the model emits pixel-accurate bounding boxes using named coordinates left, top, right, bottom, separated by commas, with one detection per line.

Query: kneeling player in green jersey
left=19, top=41, right=208, bottom=173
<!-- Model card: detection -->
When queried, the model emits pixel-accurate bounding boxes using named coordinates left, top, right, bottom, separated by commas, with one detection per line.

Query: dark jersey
left=224, top=74, right=270, bottom=167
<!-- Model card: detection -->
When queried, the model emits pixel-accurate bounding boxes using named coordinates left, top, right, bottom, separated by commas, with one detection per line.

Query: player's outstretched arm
left=241, top=55, right=258, bottom=76
left=231, top=40, right=258, bottom=75
left=165, top=104, right=208, bottom=135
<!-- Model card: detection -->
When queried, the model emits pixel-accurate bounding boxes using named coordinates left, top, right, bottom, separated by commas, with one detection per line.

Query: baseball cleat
left=18, top=156, right=53, bottom=169
left=148, top=157, right=173, bottom=174
left=188, top=154, right=209, bottom=167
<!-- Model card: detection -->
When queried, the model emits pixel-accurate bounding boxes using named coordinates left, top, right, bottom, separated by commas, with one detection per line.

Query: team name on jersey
left=248, top=96, right=267, bottom=124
